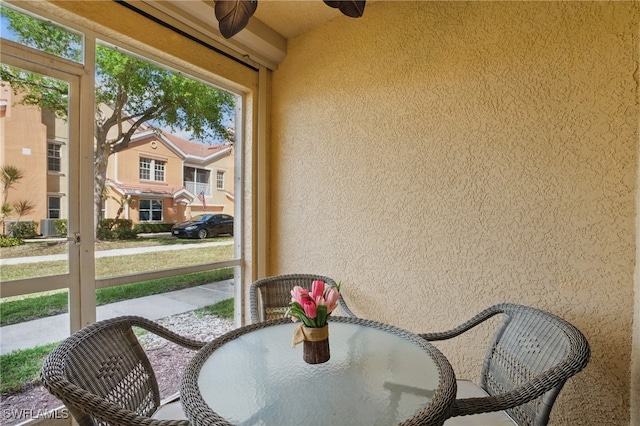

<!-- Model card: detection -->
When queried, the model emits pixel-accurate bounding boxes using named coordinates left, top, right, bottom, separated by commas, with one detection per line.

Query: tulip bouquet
left=286, top=280, right=341, bottom=328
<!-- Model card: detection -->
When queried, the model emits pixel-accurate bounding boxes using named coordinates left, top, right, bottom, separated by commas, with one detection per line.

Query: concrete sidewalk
left=0, top=240, right=232, bottom=266
left=0, top=279, right=234, bottom=355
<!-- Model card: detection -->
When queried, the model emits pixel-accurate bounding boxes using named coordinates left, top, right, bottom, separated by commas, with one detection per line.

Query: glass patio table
left=181, top=316, right=456, bottom=426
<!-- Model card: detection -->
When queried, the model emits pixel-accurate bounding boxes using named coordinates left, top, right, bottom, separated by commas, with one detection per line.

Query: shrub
left=133, top=222, right=174, bottom=234
left=97, top=218, right=137, bottom=240
left=54, top=219, right=67, bottom=237
left=7, top=221, right=37, bottom=238
left=0, top=236, right=24, bottom=247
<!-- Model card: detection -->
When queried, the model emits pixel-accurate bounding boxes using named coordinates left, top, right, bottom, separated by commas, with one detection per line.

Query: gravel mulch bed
left=0, top=312, right=235, bottom=426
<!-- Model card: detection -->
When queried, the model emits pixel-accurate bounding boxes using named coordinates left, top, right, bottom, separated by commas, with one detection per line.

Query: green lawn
left=0, top=342, right=59, bottom=395
left=0, top=237, right=237, bottom=394
left=1, top=240, right=233, bottom=281
left=1, top=268, right=233, bottom=326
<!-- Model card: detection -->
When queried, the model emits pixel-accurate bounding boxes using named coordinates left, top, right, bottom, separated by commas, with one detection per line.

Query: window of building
left=216, top=170, right=225, bottom=190
left=139, top=199, right=162, bottom=221
left=48, top=143, right=62, bottom=172
left=154, top=160, right=165, bottom=181
left=140, top=158, right=151, bottom=180
left=140, top=158, right=165, bottom=182
left=48, top=196, right=61, bottom=218
left=184, top=166, right=210, bottom=195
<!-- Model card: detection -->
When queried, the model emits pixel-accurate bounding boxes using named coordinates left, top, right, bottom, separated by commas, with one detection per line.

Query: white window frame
left=216, top=170, right=225, bottom=190
left=140, top=157, right=165, bottom=182
left=47, top=141, right=63, bottom=172
left=0, top=10, right=92, bottom=333
left=48, top=196, right=61, bottom=218
left=139, top=199, right=163, bottom=222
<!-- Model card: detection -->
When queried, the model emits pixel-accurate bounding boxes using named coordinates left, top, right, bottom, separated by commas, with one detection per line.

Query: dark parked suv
left=171, top=214, right=234, bottom=239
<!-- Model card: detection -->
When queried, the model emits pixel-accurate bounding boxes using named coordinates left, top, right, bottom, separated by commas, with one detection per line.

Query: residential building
left=0, top=84, right=69, bottom=234
left=104, top=126, right=234, bottom=225
left=0, top=87, right=234, bottom=234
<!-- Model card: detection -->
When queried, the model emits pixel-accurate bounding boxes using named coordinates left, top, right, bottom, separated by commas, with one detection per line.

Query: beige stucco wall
left=0, top=89, right=49, bottom=224
left=209, top=150, right=235, bottom=215
left=106, top=138, right=182, bottom=223
left=271, top=2, right=638, bottom=424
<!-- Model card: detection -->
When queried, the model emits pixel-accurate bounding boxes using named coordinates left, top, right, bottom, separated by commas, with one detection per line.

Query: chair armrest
left=58, top=383, right=190, bottom=426
left=41, top=356, right=190, bottom=426
left=418, top=305, right=503, bottom=341
left=126, top=316, right=207, bottom=350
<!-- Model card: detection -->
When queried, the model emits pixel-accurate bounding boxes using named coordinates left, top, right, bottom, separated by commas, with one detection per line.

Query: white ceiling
left=139, top=1, right=354, bottom=69
left=251, top=0, right=347, bottom=40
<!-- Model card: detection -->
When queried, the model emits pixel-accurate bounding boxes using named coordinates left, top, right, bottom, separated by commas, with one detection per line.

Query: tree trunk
left=93, top=133, right=110, bottom=239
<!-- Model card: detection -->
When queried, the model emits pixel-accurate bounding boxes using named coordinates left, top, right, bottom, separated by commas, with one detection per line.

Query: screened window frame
left=0, top=1, right=251, bottom=330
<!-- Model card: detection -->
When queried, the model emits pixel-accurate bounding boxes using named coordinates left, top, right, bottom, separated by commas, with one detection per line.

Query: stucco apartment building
left=0, top=85, right=234, bottom=235
left=104, top=125, right=234, bottom=226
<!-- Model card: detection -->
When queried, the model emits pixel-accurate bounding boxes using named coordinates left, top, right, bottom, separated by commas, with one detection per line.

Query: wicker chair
left=249, top=273, right=356, bottom=323
left=40, top=316, right=206, bottom=426
left=419, top=303, right=590, bottom=426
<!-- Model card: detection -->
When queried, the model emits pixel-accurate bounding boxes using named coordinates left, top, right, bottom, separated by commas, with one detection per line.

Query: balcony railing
left=185, top=182, right=210, bottom=196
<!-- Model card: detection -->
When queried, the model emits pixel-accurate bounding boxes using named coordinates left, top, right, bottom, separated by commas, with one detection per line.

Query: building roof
left=107, top=180, right=190, bottom=198
left=162, top=132, right=230, bottom=158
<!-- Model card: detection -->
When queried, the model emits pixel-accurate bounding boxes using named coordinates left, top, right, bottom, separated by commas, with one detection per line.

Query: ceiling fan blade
left=214, top=0, right=258, bottom=39
left=323, top=0, right=366, bottom=18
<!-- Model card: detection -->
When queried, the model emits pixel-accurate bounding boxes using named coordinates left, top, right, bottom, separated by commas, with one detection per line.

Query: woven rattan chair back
left=420, top=303, right=590, bottom=426
left=41, top=316, right=205, bottom=426
left=249, top=274, right=355, bottom=323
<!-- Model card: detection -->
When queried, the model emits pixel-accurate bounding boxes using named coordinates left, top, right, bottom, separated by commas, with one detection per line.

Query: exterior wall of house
left=107, top=137, right=184, bottom=223
left=209, top=149, right=234, bottom=215
left=0, top=87, right=50, bottom=229
left=44, top=108, right=69, bottom=223
left=271, top=2, right=638, bottom=424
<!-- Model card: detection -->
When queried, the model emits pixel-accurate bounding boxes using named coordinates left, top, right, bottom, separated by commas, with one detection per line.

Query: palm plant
left=1, top=165, right=25, bottom=235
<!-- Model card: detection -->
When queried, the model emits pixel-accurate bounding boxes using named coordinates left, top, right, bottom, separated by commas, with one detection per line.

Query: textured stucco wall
left=271, top=2, right=638, bottom=424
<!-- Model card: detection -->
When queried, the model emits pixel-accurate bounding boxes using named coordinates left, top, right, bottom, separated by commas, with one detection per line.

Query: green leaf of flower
left=316, top=305, right=328, bottom=327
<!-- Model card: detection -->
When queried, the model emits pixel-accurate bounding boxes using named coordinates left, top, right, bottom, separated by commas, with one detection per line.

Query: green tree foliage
left=1, top=6, right=235, bottom=232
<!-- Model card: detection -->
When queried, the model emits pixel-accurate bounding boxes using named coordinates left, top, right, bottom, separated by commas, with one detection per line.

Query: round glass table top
left=189, top=319, right=446, bottom=426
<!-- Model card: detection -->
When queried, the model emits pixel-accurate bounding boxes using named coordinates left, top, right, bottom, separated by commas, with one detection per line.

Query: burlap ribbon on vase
left=291, top=324, right=329, bottom=348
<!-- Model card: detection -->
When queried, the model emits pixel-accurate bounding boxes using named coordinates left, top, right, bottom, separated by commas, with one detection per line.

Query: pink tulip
left=311, top=280, right=325, bottom=300
left=324, top=288, right=339, bottom=313
left=302, top=300, right=317, bottom=319
left=291, top=286, right=309, bottom=304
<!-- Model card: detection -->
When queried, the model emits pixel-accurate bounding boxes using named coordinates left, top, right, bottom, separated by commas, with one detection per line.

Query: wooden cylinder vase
left=302, top=325, right=330, bottom=364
